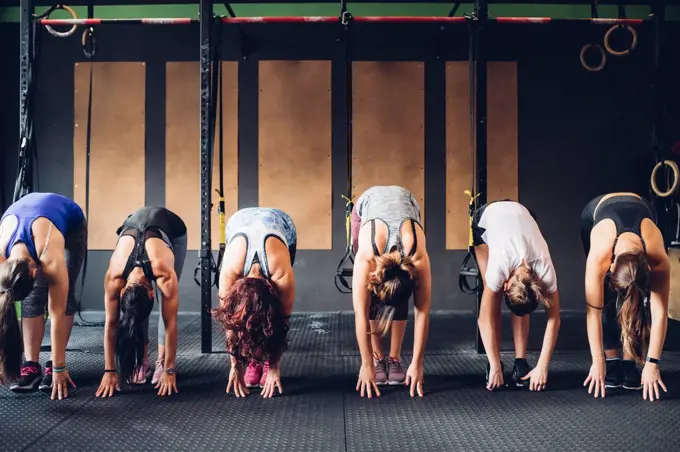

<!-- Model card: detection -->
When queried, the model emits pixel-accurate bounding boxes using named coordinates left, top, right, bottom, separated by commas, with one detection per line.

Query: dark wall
left=1, top=21, right=679, bottom=314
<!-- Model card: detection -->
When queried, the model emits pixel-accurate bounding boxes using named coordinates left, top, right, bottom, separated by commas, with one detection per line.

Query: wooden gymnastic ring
left=604, top=24, right=638, bottom=56
left=44, top=4, right=78, bottom=38
left=651, top=160, right=680, bottom=198
left=580, top=43, right=606, bottom=72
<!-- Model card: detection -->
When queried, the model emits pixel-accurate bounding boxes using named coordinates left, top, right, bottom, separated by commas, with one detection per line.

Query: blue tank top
left=1, top=192, right=85, bottom=262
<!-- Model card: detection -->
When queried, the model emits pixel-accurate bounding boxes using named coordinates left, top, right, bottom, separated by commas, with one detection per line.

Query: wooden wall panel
left=165, top=62, right=239, bottom=250
left=487, top=62, right=519, bottom=203
left=352, top=61, right=425, bottom=227
left=73, top=62, right=146, bottom=250
left=445, top=62, right=472, bottom=251
left=445, top=61, right=519, bottom=250
left=258, top=60, right=332, bottom=250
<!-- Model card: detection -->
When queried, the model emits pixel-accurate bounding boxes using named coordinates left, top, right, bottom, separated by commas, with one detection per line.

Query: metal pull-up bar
left=38, top=16, right=646, bottom=26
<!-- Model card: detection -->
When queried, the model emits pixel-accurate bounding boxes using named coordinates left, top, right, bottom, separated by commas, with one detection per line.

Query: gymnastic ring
left=43, top=4, right=78, bottom=39
left=651, top=160, right=680, bottom=198
left=81, top=27, right=96, bottom=59
left=580, top=43, right=607, bottom=72
left=604, top=24, right=638, bottom=56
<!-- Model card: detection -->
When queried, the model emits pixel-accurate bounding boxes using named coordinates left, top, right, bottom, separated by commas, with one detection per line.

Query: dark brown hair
left=117, top=284, right=154, bottom=381
left=504, top=265, right=550, bottom=316
left=0, top=259, right=35, bottom=383
left=610, top=250, right=650, bottom=365
left=213, top=277, right=288, bottom=364
left=367, top=253, right=417, bottom=336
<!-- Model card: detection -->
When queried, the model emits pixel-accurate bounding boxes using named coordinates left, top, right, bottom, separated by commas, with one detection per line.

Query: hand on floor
left=356, top=362, right=381, bottom=399
left=583, top=358, right=606, bottom=398
left=641, top=363, right=667, bottom=402
left=95, top=372, right=121, bottom=398
left=155, top=372, right=179, bottom=397
left=487, top=365, right=504, bottom=391
left=227, top=363, right=250, bottom=398
left=261, top=367, right=283, bottom=398
left=522, top=364, right=548, bottom=392
left=52, top=368, right=76, bottom=401
left=405, top=363, right=424, bottom=397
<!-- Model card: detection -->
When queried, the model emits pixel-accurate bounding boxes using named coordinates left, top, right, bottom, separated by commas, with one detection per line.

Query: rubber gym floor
left=1, top=311, right=679, bottom=452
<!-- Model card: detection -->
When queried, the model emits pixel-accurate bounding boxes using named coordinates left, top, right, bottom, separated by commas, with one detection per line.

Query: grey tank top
left=226, top=207, right=296, bottom=279
left=355, top=185, right=422, bottom=256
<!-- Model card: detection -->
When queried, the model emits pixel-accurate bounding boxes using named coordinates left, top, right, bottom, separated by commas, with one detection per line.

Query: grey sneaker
left=387, top=357, right=406, bottom=385
left=374, top=355, right=387, bottom=385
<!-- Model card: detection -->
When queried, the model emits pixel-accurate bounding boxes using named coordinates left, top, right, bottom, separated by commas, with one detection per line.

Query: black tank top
left=116, top=207, right=187, bottom=281
left=594, top=196, right=654, bottom=262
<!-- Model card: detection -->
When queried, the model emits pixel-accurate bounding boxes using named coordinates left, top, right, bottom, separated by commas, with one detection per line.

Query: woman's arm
left=584, top=251, right=608, bottom=359
left=352, top=252, right=374, bottom=365
left=411, top=253, right=431, bottom=367
left=269, top=270, right=295, bottom=369
left=103, top=271, right=123, bottom=371
left=474, top=245, right=503, bottom=371
left=647, top=255, right=670, bottom=362
left=538, top=290, right=561, bottom=369
left=155, top=268, right=179, bottom=371
left=42, top=254, right=69, bottom=369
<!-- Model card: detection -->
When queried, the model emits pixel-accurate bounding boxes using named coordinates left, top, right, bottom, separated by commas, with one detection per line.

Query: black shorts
left=472, top=200, right=539, bottom=247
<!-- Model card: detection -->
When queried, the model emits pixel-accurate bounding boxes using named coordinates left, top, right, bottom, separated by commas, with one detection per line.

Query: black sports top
left=594, top=195, right=655, bottom=264
left=116, top=207, right=187, bottom=282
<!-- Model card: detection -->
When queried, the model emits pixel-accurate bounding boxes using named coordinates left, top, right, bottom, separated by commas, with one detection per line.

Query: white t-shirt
left=478, top=201, right=558, bottom=294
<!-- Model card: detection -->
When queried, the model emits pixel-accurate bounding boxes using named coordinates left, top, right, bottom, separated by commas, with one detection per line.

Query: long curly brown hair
left=213, top=277, right=289, bottom=364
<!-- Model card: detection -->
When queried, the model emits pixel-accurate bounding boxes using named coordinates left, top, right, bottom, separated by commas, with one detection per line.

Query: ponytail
left=366, top=253, right=417, bottom=336
left=117, top=284, right=154, bottom=381
left=0, top=259, right=35, bottom=383
left=611, top=251, right=651, bottom=365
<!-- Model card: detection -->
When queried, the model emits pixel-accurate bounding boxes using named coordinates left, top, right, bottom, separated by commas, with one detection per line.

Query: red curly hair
left=213, top=277, right=289, bottom=364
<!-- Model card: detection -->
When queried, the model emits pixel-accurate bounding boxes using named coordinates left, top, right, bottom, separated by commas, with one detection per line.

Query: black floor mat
left=1, top=312, right=680, bottom=452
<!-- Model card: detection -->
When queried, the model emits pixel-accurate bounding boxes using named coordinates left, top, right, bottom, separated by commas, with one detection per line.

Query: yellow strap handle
left=215, top=189, right=226, bottom=245
left=342, top=194, right=355, bottom=246
left=465, top=189, right=480, bottom=248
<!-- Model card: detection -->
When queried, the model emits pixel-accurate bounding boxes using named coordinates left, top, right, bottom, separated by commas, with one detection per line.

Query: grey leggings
left=141, top=233, right=187, bottom=347
left=22, top=219, right=88, bottom=318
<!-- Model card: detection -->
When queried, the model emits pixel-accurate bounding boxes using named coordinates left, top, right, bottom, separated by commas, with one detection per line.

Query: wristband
left=165, top=368, right=176, bottom=375
left=53, top=366, right=66, bottom=373
left=646, top=356, right=661, bottom=364
left=104, top=369, right=117, bottom=373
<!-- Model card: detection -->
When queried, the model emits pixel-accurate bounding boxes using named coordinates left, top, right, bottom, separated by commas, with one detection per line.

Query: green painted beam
left=2, top=3, right=679, bottom=22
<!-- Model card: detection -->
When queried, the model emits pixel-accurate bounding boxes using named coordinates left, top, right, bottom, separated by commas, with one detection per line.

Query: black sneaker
left=512, top=358, right=532, bottom=388
left=485, top=361, right=505, bottom=388
left=39, top=361, right=53, bottom=393
left=9, top=361, right=43, bottom=393
left=622, top=360, right=642, bottom=390
left=604, top=358, right=622, bottom=389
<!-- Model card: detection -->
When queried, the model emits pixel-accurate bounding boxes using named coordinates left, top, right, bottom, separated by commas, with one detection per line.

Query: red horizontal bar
left=221, top=15, right=467, bottom=24
left=39, top=18, right=194, bottom=25
left=494, top=17, right=551, bottom=24
left=221, top=16, right=337, bottom=23
left=352, top=16, right=467, bottom=23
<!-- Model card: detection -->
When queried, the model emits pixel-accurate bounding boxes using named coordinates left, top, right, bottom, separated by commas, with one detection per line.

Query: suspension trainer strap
left=74, top=1, right=103, bottom=327
left=215, top=17, right=226, bottom=284
left=458, top=16, right=482, bottom=296
left=335, top=2, right=355, bottom=294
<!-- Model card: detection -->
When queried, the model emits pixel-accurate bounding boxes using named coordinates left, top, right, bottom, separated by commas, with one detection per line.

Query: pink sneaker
left=151, top=358, right=164, bottom=385
left=129, top=358, right=150, bottom=385
left=387, top=357, right=406, bottom=385
left=244, top=362, right=263, bottom=388
left=259, top=361, right=270, bottom=387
